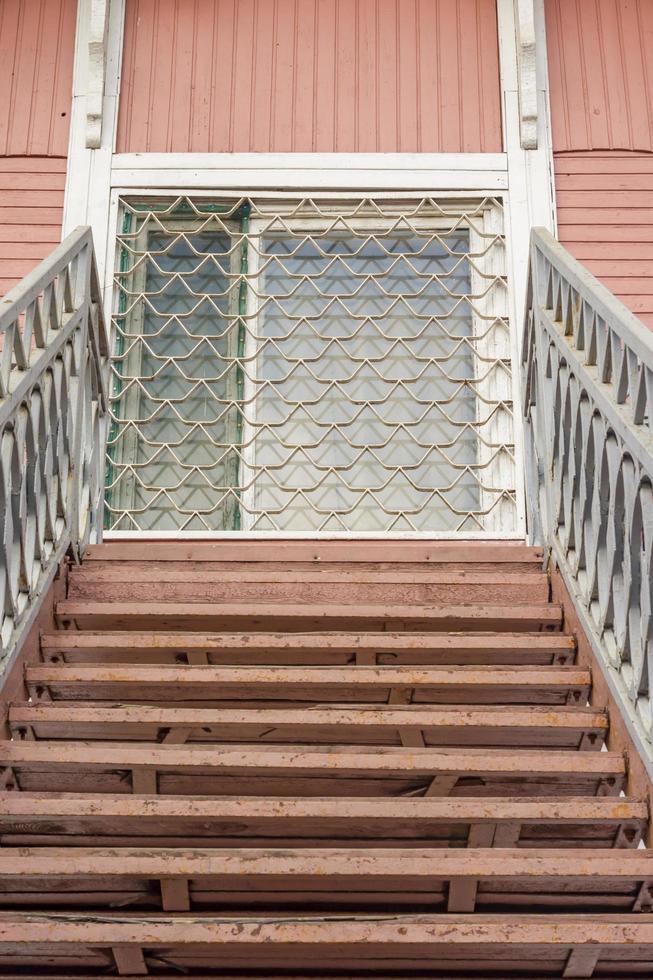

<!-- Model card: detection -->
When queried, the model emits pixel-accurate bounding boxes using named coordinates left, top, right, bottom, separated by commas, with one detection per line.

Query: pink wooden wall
left=0, top=0, right=76, bottom=295
left=546, top=0, right=653, bottom=328
left=117, top=0, right=502, bottom=154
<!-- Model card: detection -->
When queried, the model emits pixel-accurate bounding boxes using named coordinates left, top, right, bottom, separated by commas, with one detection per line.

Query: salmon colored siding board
left=0, top=0, right=75, bottom=296
left=0, top=0, right=77, bottom=157
left=116, top=0, right=503, bottom=154
left=545, top=0, right=653, bottom=329
left=0, top=158, right=66, bottom=296
left=555, top=152, right=653, bottom=329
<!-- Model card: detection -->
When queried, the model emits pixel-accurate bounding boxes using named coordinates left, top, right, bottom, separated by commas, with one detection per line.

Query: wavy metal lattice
left=524, top=228, right=653, bottom=751
left=107, top=196, right=515, bottom=533
left=0, top=227, right=109, bottom=659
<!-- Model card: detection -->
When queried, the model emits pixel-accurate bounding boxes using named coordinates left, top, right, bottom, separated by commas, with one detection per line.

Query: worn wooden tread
left=39, top=630, right=577, bottom=667
left=9, top=703, right=608, bottom=750
left=0, top=741, right=626, bottom=797
left=25, top=664, right=590, bottom=707
left=71, top=567, right=550, bottom=584
left=55, top=600, right=563, bottom=632
left=66, top=572, right=549, bottom=606
left=84, top=541, right=545, bottom=563
left=1, top=847, right=652, bottom=914
left=0, top=913, right=651, bottom=977
left=0, top=794, right=643, bottom=849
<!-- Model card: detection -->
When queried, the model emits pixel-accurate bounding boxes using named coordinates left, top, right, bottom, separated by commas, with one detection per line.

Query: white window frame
left=62, top=0, right=556, bottom=540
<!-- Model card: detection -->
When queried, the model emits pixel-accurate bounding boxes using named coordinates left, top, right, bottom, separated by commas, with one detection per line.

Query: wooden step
left=1, top=847, right=652, bottom=913
left=9, top=703, right=608, bottom=750
left=0, top=913, right=651, bottom=977
left=25, top=664, right=590, bottom=706
left=0, top=794, right=644, bottom=849
left=73, top=565, right=549, bottom=583
left=55, top=600, right=563, bottom=632
left=67, top=568, right=550, bottom=605
left=83, top=541, right=545, bottom=565
left=40, top=630, right=577, bottom=666
left=0, top=742, right=626, bottom=797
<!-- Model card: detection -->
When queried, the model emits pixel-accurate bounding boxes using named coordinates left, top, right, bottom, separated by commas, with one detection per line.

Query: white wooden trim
left=86, top=0, right=110, bottom=148
left=63, top=0, right=125, bottom=290
left=113, top=152, right=508, bottom=171
left=514, top=0, right=538, bottom=149
left=110, top=153, right=508, bottom=191
left=496, top=0, right=556, bottom=540
left=103, top=530, right=524, bottom=541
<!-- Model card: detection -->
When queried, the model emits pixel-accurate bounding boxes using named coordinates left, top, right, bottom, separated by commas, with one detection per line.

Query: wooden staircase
left=0, top=541, right=652, bottom=978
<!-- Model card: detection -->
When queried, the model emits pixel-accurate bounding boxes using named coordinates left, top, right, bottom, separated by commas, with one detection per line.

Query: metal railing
left=0, top=227, right=109, bottom=663
left=523, top=227, right=653, bottom=757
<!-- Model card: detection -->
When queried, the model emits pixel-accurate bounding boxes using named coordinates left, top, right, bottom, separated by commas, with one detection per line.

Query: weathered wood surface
left=40, top=630, right=577, bottom=666
left=9, top=703, right=607, bottom=750
left=55, top=600, right=563, bottom=632
left=66, top=568, right=549, bottom=605
left=0, top=913, right=651, bottom=975
left=0, top=741, right=626, bottom=797
left=82, top=541, right=545, bottom=563
left=24, top=664, right=590, bottom=706
left=0, top=847, right=651, bottom=913
left=1, top=540, right=651, bottom=977
left=0, top=794, right=643, bottom=849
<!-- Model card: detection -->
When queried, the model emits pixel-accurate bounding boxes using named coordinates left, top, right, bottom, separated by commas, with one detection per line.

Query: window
left=107, top=196, right=514, bottom=534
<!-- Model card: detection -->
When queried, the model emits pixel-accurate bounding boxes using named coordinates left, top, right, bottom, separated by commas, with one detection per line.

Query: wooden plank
left=54, top=600, right=563, bottom=632
left=0, top=742, right=626, bottom=798
left=83, top=541, right=544, bottom=563
left=112, top=944, right=147, bottom=976
left=0, top=913, right=651, bottom=975
left=160, top=877, right=190, bottom=912
left=69, top=566, right=549, bottom=584
left=39, top=630, right=577, bottom=667
left=0, top=794, right=643, bottom=849
left=564, top=946, right=601, bottom=978
left=66, top=571, right=549, bottom=607
left=0, top=847, right=652, bottom=914
left=8, top=703, right=608, bottom=750
left=25, top=664, right=590, bottom=706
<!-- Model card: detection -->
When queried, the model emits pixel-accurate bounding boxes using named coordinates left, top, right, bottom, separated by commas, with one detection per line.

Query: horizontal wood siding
left=0, top=1, right=75, bottom=297
left=116, top=0, right=502, bottom=153
left=0, top=158, right=67, bottom=296
left=545, top=0, right=653, bottom=328
left=0, top=0, right=76, bottom=157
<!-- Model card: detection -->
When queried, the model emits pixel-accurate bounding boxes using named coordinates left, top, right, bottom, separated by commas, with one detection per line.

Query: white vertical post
left=496, top=0, right=556, bottom=538
left=63, top=0, right=125, bottom=300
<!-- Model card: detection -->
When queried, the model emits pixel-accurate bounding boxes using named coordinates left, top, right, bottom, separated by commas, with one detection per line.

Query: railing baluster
left=0, top=228, right=109, bottom=666
left=524, top=227, right=653, bottom=758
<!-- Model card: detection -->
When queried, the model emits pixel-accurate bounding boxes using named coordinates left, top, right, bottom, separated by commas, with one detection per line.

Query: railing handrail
left=527, top=228, right=653, bottom=371
left=0, top=227, right=109, bottom=665
left=523, top=226, right=653, bottom=772
left=1, top=228, right=93, bottom=325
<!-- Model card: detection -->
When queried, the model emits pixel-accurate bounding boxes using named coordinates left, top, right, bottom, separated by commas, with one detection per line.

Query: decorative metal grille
left=107, top=196, right=516, bottom=533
